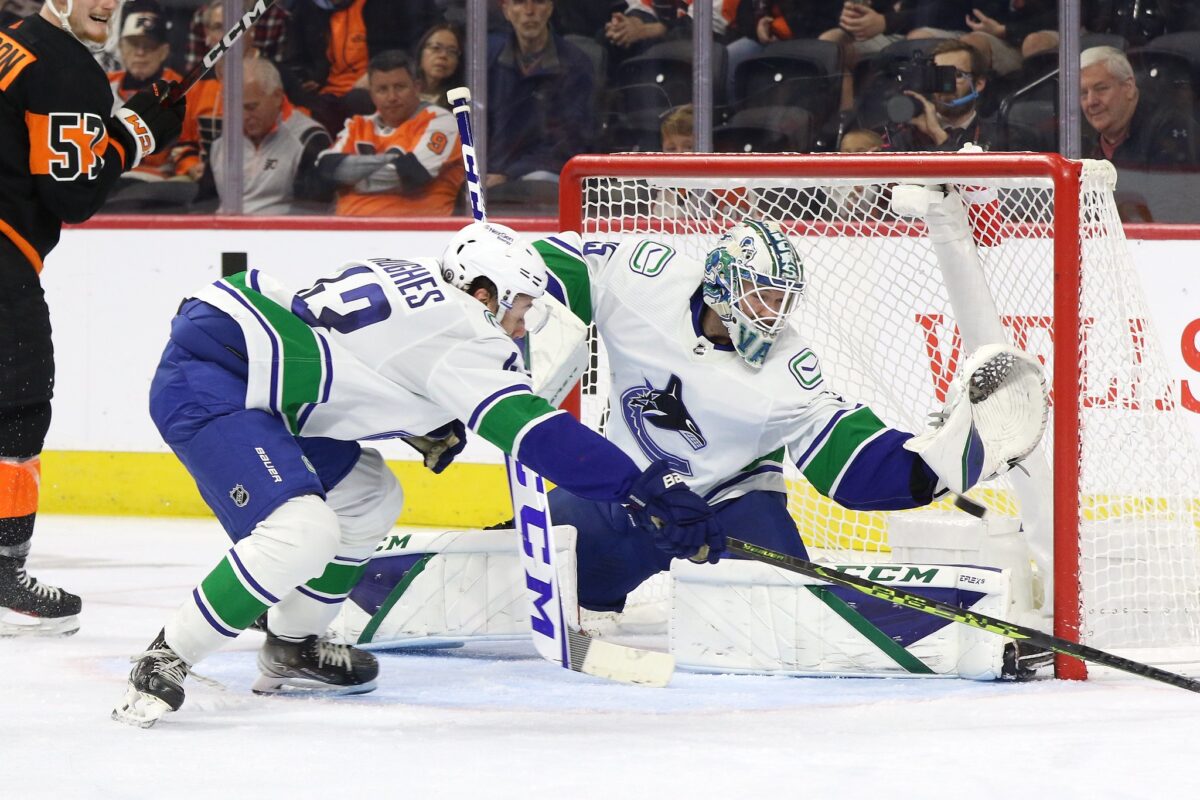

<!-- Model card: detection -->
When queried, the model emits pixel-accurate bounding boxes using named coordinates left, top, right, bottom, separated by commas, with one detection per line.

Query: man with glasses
left=884, top=39, right=1015, bottom=152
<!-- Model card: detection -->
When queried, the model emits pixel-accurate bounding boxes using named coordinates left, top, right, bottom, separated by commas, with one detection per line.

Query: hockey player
left=112, top=221, right=723, bottom=727
left=531, top=210, right=1045, bottom=615
left=0, top=0, right=186, bottom=635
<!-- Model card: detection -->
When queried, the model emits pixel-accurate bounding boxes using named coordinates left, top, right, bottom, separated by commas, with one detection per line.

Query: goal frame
left=559, top=152, right=1088, bottom=679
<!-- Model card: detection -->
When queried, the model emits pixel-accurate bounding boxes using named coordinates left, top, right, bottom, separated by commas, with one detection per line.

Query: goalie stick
left=728, top=538, right=1200, bottom=694
left=166, top=0, right=277, bottom=105
left=447, top=86, right=674, bottom=688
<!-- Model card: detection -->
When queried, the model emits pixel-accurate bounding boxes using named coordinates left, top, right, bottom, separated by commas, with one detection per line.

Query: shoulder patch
left=0, top=31, right=36, bottom=91
left=628, top=240, right=675, bottom=277
left=788, top=348, right=823, bottom=389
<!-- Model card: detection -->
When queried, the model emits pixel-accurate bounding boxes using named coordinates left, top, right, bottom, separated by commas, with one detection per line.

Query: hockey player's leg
left=713, top=491, right=808, bottom=559
left=0, top=403, right=81, bottom=636
left=114, top=494, right=342, bottom=726
left=254, top=447, right=400, bottom=696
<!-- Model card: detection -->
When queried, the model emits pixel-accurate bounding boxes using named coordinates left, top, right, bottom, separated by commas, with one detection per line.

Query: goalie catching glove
left=402, top=420, right=467, bottom=474
left=626, top=461, right=725, bottom=563
left=904, top=343, right=1048, bottom=495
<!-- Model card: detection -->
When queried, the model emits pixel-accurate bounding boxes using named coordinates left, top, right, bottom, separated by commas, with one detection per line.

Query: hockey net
left=559, top=152, right=1200, bottom=679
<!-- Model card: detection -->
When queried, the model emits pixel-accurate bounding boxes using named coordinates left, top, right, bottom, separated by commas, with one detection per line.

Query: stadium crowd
left=7, top=0, right=1196, bottom=221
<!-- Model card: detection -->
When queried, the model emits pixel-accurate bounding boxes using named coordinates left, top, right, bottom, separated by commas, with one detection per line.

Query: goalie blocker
left=331, top=527, right=1029, bottom=681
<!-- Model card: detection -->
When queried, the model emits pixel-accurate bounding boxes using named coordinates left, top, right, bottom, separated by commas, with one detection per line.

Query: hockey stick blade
left=566, top=628, right=674, bottom=688
left=168, top=0, right=276, bottom=104
left=728, top=538, right=1200, bottom=693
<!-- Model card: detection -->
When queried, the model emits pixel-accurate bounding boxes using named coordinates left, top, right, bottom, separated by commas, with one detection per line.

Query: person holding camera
left=882, top=40, right=1007, bottom=152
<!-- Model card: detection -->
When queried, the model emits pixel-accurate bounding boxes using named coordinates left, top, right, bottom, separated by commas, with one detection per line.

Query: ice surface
left=1, top=516, right=1196, bottom=799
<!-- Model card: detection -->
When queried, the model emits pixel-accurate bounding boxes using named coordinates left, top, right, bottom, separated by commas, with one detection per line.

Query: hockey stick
left=166, top=0, right=277, bottom=105
left=447, top=87, right=674, bottom=687
left=727, top=537, right=1200, bottom=693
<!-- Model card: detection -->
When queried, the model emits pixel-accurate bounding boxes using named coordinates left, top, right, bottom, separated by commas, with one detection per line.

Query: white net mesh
left=567, top=154, right=1200, bottom=660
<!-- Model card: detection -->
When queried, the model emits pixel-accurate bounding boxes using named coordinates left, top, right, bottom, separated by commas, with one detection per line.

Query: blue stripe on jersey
left=546, top=272, right=567, bottom=305
left=830, top=429, right=935, bottom=511
left=469, top=383, right=533, bottom=430
left=214, top=280, right=283, bottom=417
left=546, top=235, right=583, bottom=257
left=296, top=585, right=345, bottom=604
left=702, top=463, right=784, bottom=502
left=795, top=406, right=856, bottom=469
left=517, top=413, right=640, bottom=503
left=296, top=332, right=335, bottom=432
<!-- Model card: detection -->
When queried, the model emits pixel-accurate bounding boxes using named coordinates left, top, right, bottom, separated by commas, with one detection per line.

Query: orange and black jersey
left=0, top=14, right=138, bottom=272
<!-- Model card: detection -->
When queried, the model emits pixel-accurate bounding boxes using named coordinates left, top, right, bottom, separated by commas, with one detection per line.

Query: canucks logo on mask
left=620, top=374, right=706, bottom=476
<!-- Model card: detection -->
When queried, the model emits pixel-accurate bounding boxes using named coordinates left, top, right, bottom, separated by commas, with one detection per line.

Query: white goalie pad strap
left=904, top=344, right=1048, bottom=495
left=669, top=559, right=1011, bottom=680
left=528, top=293, right=588, bottom=408
left=329, top=526, right=578, bottom=648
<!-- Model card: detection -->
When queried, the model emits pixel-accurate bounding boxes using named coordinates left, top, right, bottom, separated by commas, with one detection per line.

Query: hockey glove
left=403, top=420, right=467, bottom=474
left=115, top=80, right=187, bottom=169
left=626, top=461, right=725, bottom=563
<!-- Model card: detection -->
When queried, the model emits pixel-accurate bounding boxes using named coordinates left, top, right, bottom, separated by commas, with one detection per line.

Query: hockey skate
left=252, top=632, right=378, bottom=696
left=112, top=630, right=190, bottom=728
left=0, top=556, right=81, bottom=637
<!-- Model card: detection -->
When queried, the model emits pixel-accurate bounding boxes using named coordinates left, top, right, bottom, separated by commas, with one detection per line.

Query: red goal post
left=558, top=152, right=1200, bottom=682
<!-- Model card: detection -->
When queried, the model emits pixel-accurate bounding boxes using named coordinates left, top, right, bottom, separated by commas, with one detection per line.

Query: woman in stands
left=416, top=22, right=464, bottom=111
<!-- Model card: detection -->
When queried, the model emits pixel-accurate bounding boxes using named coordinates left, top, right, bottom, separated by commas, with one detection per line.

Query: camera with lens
left=884, top=52, right=959, bottom=124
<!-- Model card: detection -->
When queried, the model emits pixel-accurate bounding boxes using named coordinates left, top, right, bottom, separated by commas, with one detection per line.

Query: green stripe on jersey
left=226, top=272, right=324, bottom=433
left=533, top=239, right=593, bottom=324
left=477, top=393, right=558, bottom=454
left=199, top=557, right=271, bottom=631
left=741, top=446, right=785, bottom=472
left=802, top=407, right=887, bottom=496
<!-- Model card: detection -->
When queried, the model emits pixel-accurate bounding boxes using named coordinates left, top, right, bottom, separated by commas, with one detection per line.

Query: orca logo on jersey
left=621, top=374, right=706, bottom=476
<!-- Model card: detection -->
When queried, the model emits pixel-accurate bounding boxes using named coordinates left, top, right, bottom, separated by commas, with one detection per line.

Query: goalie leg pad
left=330, top=527, right=579, bottom=647
left=670, top=559, right=1010, bottom=680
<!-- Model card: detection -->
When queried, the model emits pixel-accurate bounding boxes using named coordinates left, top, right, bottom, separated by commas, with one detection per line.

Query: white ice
left=1, top=516, right=1196, bottom=800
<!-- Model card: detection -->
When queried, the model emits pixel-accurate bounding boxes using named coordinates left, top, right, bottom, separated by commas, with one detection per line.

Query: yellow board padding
left=38, top=451, right=514, bottom=527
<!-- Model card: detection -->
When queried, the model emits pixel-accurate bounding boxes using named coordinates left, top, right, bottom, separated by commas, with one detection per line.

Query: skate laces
left=134, top=646, right=190, bottom=686
left=16, top=569, right=62, bottom=600
left=314, top=638, right=354, bottom=671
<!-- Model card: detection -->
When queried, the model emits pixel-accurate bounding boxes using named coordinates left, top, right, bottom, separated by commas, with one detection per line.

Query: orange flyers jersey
left=325, top=104, right=464, bottom=217
left=175, top=77, right=223, bottom=175
left=106, top=67, right=184, bottom=178
left=0, top=15, right=136, bottom=271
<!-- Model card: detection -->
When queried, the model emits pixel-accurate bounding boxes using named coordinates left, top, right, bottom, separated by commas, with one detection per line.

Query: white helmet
left=441, top=222, right=547, bottom=313
left=702, top=219, right=805, bottom=368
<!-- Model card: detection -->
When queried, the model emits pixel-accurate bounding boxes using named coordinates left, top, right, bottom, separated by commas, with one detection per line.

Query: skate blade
left=0, top=610, right=80, bottom=637
left=250, top=674, right=377, bottom=697
left=111, top=687, right=173, bottom=728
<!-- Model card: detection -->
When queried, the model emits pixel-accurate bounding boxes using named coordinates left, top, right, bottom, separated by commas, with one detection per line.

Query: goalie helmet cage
left=558, top=152, right=1200, bottom=681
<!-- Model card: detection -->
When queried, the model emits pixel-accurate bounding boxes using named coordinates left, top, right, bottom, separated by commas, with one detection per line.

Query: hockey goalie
left=332, top=185, right=1051, bottom=681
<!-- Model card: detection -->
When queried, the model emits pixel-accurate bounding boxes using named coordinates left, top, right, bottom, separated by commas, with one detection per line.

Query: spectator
left=0, top=0, right=39, bottom=27
left=1081, top=45, right=1198, bottom=166
left=829, top=128, right=884, bottom=219
left=416, top=23, right=464, bottom=110
left=840, top=128, right=884, bottom=152
left=207, top=59, right=334, bottom=214
left=317, top=50, right=464, bottom=216
left=660, top=103, right=694, bottom=152
left=173, top=1, right=262, bottom=182
left=961, top=0, right=1058, bottom=63
left=184, top=0, right=289, bottom=72
left=487, top=0, right=595, bottom=187
left=107, top=1, right=186, bottom=183
left=882, top=40, right=1013, bottom=151
left=280, top=0, right=444, bottom=135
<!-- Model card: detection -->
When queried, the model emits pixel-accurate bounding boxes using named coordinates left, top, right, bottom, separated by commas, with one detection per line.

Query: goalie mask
left=702, top=220, right=805, bottom=368
left=441, top=221, right=548, bottom=330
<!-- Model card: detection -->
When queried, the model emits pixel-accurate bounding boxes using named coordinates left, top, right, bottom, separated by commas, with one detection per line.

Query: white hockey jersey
left=533, top=234, right=934, bottom=509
